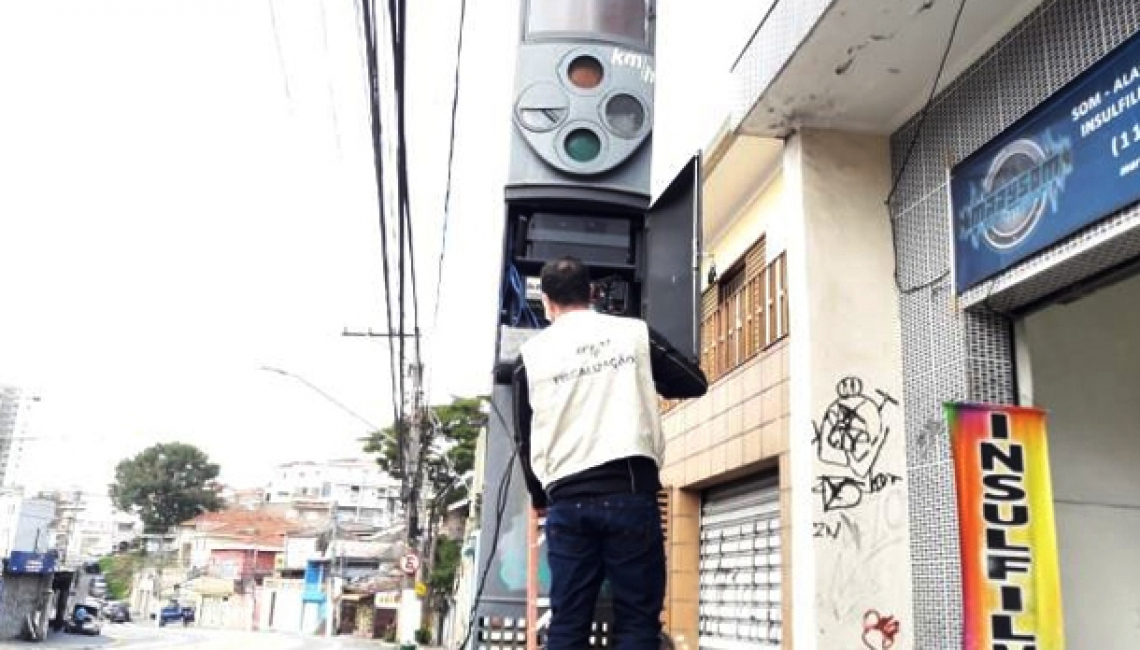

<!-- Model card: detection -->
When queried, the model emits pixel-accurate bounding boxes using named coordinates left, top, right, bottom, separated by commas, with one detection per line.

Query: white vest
left=520, top=310, right=664, bottom=488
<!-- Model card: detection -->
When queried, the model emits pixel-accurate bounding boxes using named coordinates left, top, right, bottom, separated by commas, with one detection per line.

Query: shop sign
left=6, top=551, right=56, bottom=575
left=374, top=590, right=400, bottom=609
left=945, top=403, right=1064, bottom=650
left=950, top=29, right=1140, bottom=293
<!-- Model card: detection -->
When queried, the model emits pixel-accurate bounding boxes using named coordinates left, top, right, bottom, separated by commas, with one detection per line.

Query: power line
left=430, top=0, right=469, bottom=337
left=317, top=0, right=343, bottom=160
left=265, top=0, right=293, bottom=104
left=358, top=0, right=403, bottom=434
left=885, top=0, right=968, bottom=207
left=886, top=0, right=968, bottom=294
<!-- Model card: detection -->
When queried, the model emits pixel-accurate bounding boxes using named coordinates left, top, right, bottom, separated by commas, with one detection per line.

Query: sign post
left=397, top=551, right=422, bottom=645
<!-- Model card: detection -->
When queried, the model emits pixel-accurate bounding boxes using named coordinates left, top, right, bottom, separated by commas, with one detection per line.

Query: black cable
left=456, top=398, right=518, bottom=650
left=389, top=0, right=410, bottom=434
left=359, top=0, right=404, bottom=443
left=886, top=0, right=968, bottom=294
left=889, top=212, right=951, bottom=295
left=885, top=0, right=968, bottom=207
left=431, top=0, right=468, bottom=332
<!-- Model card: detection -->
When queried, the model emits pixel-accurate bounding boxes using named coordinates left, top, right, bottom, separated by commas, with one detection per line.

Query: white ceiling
left=737, top=0, right=1047, bottom=137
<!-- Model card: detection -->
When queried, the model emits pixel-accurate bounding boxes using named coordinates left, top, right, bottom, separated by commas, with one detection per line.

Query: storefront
left=890, top=1, right=1140, bottom=648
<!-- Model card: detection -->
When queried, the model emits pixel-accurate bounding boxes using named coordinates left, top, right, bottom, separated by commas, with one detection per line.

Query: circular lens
left=567, top=56, right=604, bottom=89
left=604, top=94, right=646, bottom=137
left=564, top=129, right=602, bottom=163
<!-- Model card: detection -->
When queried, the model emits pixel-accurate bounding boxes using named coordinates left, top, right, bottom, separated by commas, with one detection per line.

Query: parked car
left=102, top=601, right=130, bottom=623
left=158, top=603, right=194, bottom=627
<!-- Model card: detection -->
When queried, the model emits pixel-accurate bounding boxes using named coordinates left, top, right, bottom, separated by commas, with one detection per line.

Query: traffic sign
left=399, top=552, right=421, bottom=575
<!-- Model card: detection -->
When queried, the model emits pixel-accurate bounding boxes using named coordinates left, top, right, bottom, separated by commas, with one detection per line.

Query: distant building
left=264, top=458, right=402, bottom=528
left=40, top=490, right=141, bottom=565
left=174, top=509, right=299, bottom=577
left=219, top=485, right=266, bottom=510
left=0, top=385, right=41, bottom=487
left=0, top=488, right=55, bottom=557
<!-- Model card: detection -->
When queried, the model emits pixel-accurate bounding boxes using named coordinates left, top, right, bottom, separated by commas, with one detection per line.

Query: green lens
left=564, top=129, right=601, bottom=163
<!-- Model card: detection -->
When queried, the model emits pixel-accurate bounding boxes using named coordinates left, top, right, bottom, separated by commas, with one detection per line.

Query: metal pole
left=325, top=503, right=337, bottom=639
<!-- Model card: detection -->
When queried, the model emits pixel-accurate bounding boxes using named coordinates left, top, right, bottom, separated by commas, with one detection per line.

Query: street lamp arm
left=259, top=366, right=381, bottom=432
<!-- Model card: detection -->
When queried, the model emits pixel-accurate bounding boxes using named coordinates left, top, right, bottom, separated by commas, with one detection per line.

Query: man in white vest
left=507, top=256, right=707, bottom=650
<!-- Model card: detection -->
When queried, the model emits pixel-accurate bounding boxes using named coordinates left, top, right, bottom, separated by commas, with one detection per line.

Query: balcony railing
left=700, top=252, right=788, bottom=384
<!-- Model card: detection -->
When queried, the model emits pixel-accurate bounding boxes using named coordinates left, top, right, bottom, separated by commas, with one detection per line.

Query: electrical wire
left=885, top=0, right=969, bottom=294
left=885, top=0, right=967, bottom=206
left=455, top=398, right=519, bottom=650
left=358, top=0, right=404, bottom=444
left=317, top=0, right=343, bottom=159
left=265, top=0, right=293, bottom=104
left=507, top=265, right=541, bottom=328
left=430, top=0, right=469, bottom=333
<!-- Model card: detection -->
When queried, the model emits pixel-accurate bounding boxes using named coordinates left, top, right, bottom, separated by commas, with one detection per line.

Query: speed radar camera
left=508, top=0, right=656, bottom=210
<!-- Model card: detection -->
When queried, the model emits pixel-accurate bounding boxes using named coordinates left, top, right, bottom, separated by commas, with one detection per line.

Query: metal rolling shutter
left=699, top=475, right=782, bottom=649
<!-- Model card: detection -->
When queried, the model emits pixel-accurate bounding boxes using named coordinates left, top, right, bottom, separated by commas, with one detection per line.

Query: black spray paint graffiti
left=813, top=512, right=859, bottom=541
left=812, top=377, right=902, bottom=518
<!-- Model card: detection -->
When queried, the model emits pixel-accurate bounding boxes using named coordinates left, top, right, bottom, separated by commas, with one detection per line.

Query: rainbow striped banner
left=945, top=403, right=1065, bottom=650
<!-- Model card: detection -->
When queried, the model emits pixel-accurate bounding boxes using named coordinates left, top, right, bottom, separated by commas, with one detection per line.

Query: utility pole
left=325, top=501, right=338, bottom=639
left=344, top=327, right=428, bottom=643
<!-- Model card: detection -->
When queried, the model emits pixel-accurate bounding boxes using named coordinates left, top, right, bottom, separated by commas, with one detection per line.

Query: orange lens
left=567, top=56, right=604, bottom=89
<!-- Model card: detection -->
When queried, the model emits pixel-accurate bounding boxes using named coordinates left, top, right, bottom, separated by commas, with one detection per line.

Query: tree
left=362, top=395, right=485, bottom=507
left=429, top=535, right=462, bottom=640
left=98, top=553, right=142, bottom=601
left=109, top=442, right=224, bottom=534
left=363, top=396, right=485, bottom=623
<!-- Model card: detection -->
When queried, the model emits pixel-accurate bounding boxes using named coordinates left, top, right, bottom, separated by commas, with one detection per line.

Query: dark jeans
left=545, top=492, right=665, bottom=650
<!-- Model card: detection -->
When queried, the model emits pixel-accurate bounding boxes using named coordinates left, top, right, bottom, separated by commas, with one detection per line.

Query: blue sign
left=951, top=29, right=1140, bottom=293
left=7, top=551, right=57, bottom=575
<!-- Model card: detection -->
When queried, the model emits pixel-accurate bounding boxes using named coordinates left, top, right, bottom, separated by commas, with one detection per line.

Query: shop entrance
left=1019, top=267, right=1140, bottom=649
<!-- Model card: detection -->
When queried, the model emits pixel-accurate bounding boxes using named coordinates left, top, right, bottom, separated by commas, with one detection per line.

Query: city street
left=0, top=624, right=396, bottom=650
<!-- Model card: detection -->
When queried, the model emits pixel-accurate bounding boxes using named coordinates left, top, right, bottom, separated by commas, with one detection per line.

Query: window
left=700, top=239, right=789, bottom=383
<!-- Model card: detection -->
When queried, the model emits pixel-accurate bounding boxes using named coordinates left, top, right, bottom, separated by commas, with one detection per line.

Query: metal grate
left=888, top=0, right=1140, bottom=647
left=699, top=475, right=782, bottom=649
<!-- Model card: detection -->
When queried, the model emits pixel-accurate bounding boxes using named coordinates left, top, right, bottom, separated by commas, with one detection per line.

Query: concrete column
left=783, top=129, right=914, bottom=650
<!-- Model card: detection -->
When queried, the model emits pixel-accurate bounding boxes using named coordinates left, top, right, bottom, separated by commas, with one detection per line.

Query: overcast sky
left=0, top=0, right=764, bottom=495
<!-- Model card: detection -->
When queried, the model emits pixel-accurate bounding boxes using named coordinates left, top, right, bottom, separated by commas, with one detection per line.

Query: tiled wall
left=888, top=0, right=1140, bottom=646
left=659, top=340, right=791, bottom=648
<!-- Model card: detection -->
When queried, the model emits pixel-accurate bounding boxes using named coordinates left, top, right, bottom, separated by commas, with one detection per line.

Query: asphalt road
left=0, top=624, right=399, bottom=650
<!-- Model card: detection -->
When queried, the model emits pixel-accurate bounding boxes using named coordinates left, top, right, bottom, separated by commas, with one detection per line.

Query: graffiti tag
left=812, top=377, right=901, bottom=514
left=862, top=610, right=901, bottom=650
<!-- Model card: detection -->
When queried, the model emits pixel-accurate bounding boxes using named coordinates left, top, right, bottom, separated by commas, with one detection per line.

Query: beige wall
left=701, top=171, right=788, bottom=290
left=784, top=129, right=913, bottom=649
left=660, top=341, right=791, bottom=649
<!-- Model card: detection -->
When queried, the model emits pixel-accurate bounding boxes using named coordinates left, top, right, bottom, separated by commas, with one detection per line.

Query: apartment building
left=265, top=458, right=402, bottom=527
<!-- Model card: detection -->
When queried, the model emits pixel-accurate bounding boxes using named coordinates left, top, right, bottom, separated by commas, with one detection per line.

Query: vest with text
left=520, top=310, right=664, bottom=488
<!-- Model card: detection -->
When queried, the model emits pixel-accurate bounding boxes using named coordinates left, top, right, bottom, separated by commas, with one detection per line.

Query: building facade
left=0, top=385, right=40, bottom=488
left=265, top=458, right=402, bottom=527
left=42, top=491, right=140, bottom=565
left=0, top=489, right=55, bottom=559
left=665, top=0, right=1140, bottom=648
left=885, top=2, right=1140, bottom=649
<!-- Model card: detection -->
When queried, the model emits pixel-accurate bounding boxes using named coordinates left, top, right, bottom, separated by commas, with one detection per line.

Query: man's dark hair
left=540, top=256, right=591, bottom=306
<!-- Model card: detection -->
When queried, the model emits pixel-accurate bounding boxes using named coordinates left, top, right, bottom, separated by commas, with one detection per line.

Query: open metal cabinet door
left=643, top=154, right=701, bottom=363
